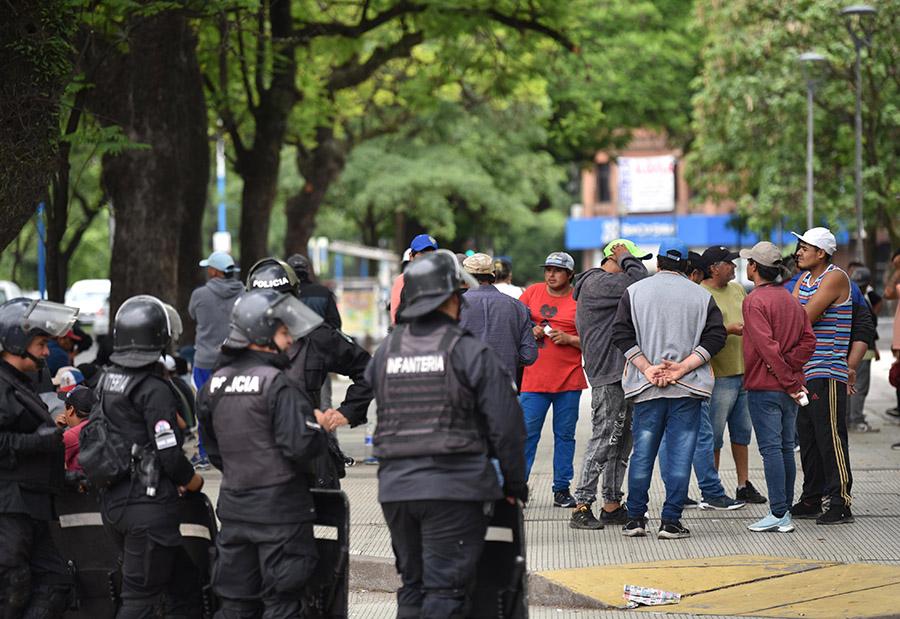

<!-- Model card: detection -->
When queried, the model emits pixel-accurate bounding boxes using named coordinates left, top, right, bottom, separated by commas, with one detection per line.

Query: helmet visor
left=23, top=300, right=79, bottom=338
left=163, top=304, right=183, bottom=344
left=268, top=294, right=323, bottom=340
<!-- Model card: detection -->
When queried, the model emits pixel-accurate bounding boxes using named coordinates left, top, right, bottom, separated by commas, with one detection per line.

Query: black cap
left=699, top=246, right=740, bottom=268
left=58, top=385, right=97, bottom=413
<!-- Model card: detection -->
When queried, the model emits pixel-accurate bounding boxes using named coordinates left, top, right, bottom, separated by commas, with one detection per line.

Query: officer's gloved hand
left=503, top=481, right=528, bottom=504
left=20, top=425, right=64, bottom=453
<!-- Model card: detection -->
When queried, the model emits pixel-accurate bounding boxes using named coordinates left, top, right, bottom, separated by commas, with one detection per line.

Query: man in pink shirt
left=390, top=234, right=438, bottom=325
left=54, top=385, right=96, bottom=472
left=740, top=242, right=816, bottom=533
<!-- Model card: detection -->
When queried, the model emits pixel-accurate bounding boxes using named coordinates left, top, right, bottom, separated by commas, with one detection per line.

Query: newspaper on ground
left=623, top=584, right=681, bottom=608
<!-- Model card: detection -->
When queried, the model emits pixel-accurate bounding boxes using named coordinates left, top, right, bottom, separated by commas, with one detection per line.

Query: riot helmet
left=245, top=258, right=299, bottom=295
left=286, top=253, right=312, bottom=283
left=399, top=249, right=477, bottom=320
left=223, top=289, right=323, bottom=350
left=110, top=295, right=172, bottom=368
left=0, top=299, right=79, bottom=364
left=161, top=303, right=183, bottom=347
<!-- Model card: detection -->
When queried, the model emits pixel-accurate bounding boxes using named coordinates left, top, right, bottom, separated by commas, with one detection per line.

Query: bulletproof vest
left=98, top=369, right=154, bottom=448
left=373, top=322, right=483, bottom=459
left=207, top=363, right=296, bottom=491
left=285, top=336, right=324, bottom=408
left=0, top=367, right=64, bottom=493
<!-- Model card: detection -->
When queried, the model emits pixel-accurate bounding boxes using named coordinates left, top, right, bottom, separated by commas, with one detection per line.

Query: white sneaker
left=748, top=512, right=794, bottom=533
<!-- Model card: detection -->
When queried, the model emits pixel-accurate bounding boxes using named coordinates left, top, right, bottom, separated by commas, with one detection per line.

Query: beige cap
left=463, top=253, right=494, bottom=275
left=739, top=241, right=783, bottom=267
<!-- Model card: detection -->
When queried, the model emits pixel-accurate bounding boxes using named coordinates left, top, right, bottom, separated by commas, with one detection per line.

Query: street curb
left=348, top=555, right=610, bottom=609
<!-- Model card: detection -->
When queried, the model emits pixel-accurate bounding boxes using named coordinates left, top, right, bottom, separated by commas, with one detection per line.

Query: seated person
left=54, top=385, right=97, bottom=473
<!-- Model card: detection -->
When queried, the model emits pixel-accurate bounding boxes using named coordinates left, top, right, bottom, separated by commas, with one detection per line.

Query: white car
left=65, top=279, right=111, bottom=333
left=0, top=281, right=23, bottom=304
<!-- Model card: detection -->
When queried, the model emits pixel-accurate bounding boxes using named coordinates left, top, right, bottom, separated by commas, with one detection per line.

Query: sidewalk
left=198, top=341, right=900, bottom=618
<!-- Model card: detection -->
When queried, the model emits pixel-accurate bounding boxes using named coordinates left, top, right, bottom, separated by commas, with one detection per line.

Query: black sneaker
left=816, top=505, right=855, bottom=525
left=570, top=505, right=604, bottom=530
left=553, top=490, right=577, bottom=508
left=790, top=499, right=823, bottom=519
left=658, top=520, right=691, bottom=539
left=885, top=407, right=900, bottom=419
left=700, top=495, right=746, bottom=510
left=736, top=481, right=767, bottom=504
left=600, top=506, right=630, bottom=525
left=683, top=497, right=699, bottom=509
left=622, top=517, right=647, bottom=537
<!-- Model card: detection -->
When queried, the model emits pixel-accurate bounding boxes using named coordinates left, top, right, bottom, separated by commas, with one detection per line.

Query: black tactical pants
left=102, top=502, right=201, bottom=619
left=212, top=520, right=318, bottom=619
left=0, top=514, right=71, bottom=619
left=381, top=500, right=491, bottom=619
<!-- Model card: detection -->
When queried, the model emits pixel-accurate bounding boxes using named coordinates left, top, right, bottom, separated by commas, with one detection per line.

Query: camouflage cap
left=463, top=252, right=494, bottom=275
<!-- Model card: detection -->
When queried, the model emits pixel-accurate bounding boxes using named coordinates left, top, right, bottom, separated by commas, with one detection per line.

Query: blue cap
left=657, top=238, right=689, bottom=262
left=410, top=234, right=438, bottom=253
left=540, top=251, right=575, bottom=271
left=199, top=251, right=237, bottom=272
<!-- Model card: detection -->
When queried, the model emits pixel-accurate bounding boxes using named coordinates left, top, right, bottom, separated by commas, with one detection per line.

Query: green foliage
left=688, top=0, right=898, bottom=242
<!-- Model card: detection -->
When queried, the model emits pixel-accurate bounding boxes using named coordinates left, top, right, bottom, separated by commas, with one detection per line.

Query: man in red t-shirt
left=390, top=234, right=438, bottom=325
left=54, top=385, right=96, bottom=472
left=519, top=251, right=587, bottom=507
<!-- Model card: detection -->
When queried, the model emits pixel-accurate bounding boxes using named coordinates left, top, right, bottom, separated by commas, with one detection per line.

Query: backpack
left=78, top=384, right=131, bottom=488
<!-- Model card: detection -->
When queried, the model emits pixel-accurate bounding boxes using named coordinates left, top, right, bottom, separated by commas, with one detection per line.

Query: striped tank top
left=797, top=264, right=852, bottom=382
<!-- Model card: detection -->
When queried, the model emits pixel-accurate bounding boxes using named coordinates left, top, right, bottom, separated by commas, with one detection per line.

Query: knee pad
left=2, top=565, right=31, bottom=618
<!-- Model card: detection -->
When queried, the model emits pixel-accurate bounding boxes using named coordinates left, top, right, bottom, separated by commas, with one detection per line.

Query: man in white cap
left=789, top=227, right=854, bottom=525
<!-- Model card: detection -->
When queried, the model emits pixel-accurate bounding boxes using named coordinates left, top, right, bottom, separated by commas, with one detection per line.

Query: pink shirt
left=64, top=419, right=89, bottom=472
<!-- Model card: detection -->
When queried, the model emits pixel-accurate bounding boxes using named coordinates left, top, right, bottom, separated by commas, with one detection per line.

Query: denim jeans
left=574, top=384, right=632, bottom=505
left=848, top=359, right=871, bottom=425
left=709, top=375, right=752, bottom=449
left=192, top=366, right=213, bottom=458
left=626, top=397, right=700, bottom=523
left=521, top=390, right=581, bottom=492
left=747, top=391, right=798, bottom=517
left=659, top=399, right=727, bottom=501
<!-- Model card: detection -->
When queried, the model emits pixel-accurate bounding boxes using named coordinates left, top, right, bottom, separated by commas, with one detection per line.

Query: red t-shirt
left=519, top=284, right=587, bottom=393
left=64, top=419, right=88, bottom=472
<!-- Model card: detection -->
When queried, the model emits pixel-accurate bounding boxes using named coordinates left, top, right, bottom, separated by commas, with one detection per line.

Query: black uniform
left=297, top=281, right=342, bottom=330
left=97, top=364, right=200, bottom=617
left=367, top=313, right=527, bottom=618
left=0, top=360, right=72, bottom=617
left=197, top=350, right=328, bottom=617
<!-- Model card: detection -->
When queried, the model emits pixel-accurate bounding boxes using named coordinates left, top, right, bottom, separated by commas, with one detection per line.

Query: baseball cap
left=57, top=384, right=97, bottom=413
left=739, top=241, right=784, bottom=268
left=540, top=252, right=575, bottom=271
left=657, top=238, right=690, bottom=263
left=463, top=253, right=494, bottom=275
left=791, top=227, right=837, bottom=256
left=409, top=234, right=439, bottom=253
left=602, top=239, right=653, bottom=261
left=62, top=328, right=83, bottom=342
left=699, top=245, right=740, bottom=267
left=199, top=251, right=238, bottom=272
left=52, top=366, right=85, bottom=392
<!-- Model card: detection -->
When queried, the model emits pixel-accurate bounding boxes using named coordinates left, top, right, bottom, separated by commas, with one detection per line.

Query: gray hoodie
left=188, top=276, right=245, bottom=368
left=574, top=256, right=649, bottom=387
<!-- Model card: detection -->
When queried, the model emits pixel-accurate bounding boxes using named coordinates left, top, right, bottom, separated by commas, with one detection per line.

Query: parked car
left=0, top=281, right=23, bottom=304
left=65, top=279, right=111, bottom=332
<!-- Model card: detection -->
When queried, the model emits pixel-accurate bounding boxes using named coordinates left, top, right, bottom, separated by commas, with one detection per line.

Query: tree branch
left=234, top=18, right=258, bottom=112
left=480, top=8, right=577, bottom=52
left=293, top=0, right=425, bottom=42
left=327, top=30, right=424, bottom=92
left=202, top=73, right=249, bottom=162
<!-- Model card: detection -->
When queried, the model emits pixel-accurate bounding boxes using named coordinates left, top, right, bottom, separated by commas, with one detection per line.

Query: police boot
left=21, top=585, right=70, bottom=619
left=1, top=566, right=31, bottom=619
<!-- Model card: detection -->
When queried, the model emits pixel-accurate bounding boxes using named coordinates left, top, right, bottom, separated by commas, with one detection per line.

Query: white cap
left=791, top=227, right=837, bottom=256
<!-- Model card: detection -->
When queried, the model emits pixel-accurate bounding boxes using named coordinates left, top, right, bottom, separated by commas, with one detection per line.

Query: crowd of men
left=0, top=224, right=897, bottom=617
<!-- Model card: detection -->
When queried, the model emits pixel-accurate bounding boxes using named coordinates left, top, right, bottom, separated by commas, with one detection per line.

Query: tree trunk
left=238, top=162, right=281, bottom=269
left=283, top=128, right=347, bottom=258
left=82, top=9, right=208, bottom=321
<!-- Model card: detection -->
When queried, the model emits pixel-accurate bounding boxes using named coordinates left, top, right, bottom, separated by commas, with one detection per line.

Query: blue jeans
left=709, top=375, right=752, bottom=449
left=748, top=391, right=797, bottom=517
left=659, top=400, right=726, bottom=501
left=627, top=397, right=700, bottom=523
left=521, top=391, right=581, bottom=492
left=192, top=366, right=213, bottom=458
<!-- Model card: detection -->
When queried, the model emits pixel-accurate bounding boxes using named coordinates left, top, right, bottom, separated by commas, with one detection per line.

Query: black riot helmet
left=400, top=249, right=478, bottom=320
left=223, top=289, right=323, bottom=350
left=245, top=258, right=299, bottom=295
left=110, top=295, right=172, bottom=368
left=286, top=253, right=312, bottom=283
left=0, top=299, right=79, bottom=364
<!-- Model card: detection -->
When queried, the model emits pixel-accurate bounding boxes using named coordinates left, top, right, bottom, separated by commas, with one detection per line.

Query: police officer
left=246, top=258, right=374, bottom=486
left=0, top=299, right=79, bottom=617
left=98, top=295, right=204, bottom=617
left=285, top=253, right=342, bottom=329
left=196, top=288, right=328, bottom=617
left=367, top=249, right=529, bottom=618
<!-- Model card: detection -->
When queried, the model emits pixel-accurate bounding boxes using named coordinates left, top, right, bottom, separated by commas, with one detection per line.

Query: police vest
left=373, top=322, right=482, bottom=459
left=0, top=369, right=64, bottom=493
left=284, top=338, right=323, bottom=408
left=207, top=364, right=295, bottom=491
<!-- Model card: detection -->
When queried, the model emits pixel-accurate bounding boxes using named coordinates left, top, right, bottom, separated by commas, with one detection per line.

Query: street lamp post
left=798, top=52, right=825, bottom=231
left=841, top=4, right=877, bottom=262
